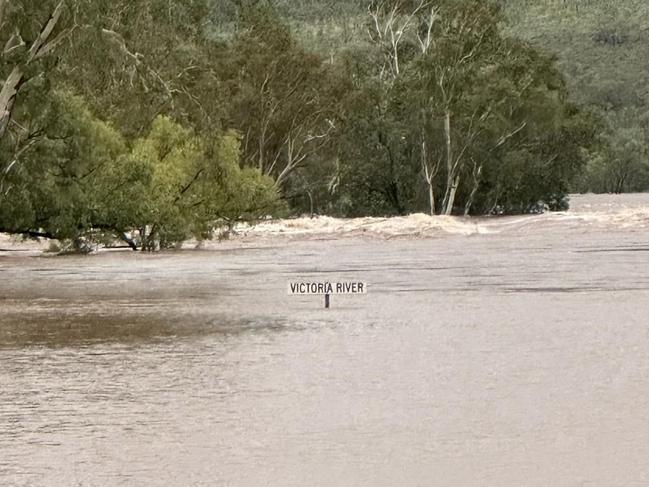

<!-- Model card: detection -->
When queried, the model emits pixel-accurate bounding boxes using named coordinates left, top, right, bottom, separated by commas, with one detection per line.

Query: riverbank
left=2, top=193, right=649, bottom=254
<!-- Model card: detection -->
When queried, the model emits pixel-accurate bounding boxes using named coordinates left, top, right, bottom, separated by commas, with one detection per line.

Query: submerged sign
left=288, top=281, right=367, bottom=295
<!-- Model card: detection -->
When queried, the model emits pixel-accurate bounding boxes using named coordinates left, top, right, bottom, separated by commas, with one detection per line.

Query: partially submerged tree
left=334, top=0, right=597, bottom=216
left=128, top=118, right=280, bottom=250
left=0, top=94, right=280, bottom=250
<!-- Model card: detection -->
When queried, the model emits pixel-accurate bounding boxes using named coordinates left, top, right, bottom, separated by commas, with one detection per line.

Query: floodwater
left=1, top=193, right=649, bottom=486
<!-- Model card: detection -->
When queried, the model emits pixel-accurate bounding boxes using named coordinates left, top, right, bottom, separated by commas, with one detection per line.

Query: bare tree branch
left=368, top=0, right=433, bottom=80
left=27, top=0, right=65, bottom=63
left=100, top=27, right=175, bottom=104
left=417, top=6, right=438, bottom=53
left=0, top=66, right=23, bottom=138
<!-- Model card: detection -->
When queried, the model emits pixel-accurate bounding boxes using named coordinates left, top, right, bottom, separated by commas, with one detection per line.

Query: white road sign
left=288, top=281, right=367, bottom=295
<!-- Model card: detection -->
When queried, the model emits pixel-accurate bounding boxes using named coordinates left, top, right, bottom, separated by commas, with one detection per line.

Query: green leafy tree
left=114, top=117, right=281, bottom=250
left=0, top=91, right=132, bottom=246
left=0, top=95, right=280, bottom=250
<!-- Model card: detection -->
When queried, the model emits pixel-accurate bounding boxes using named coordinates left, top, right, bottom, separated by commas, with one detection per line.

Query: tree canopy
left=0, top=0, right=612, bottom=249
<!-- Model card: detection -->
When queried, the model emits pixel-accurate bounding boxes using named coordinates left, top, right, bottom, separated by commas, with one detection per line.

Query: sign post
left=288, top=281, right=367, bottom=308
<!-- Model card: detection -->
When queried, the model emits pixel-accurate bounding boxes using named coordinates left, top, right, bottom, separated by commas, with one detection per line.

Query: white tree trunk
left=421, top=138, right=436, bottom=216
left=0, top=0, right=65, bottom=140
left=442, top=110, right=454, bottom=215
left=445, top=175, right=459, bottom=216
left=428, top=180, right=435, bottom=216
left=0, top=66, right=23, bottom=139
left=464, top=160, right=483, bottom=216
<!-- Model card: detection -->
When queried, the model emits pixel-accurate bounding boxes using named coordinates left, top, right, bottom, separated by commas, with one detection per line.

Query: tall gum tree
left=229, top=4, right=343, bottom=189
left=0, top=0, right=77, bottom=187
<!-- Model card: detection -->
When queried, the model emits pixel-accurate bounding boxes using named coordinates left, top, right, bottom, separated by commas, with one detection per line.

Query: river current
left=1, top=193, right=649, bottom=486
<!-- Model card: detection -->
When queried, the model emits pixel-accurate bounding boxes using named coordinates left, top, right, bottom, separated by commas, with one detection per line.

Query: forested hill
left=213, top=0, right=649, bottom=193
left=0, top=0, right=642, bottom=250
left=505, top=0, right=649, bottom=193
left=505, top=0, right=649, bottom=107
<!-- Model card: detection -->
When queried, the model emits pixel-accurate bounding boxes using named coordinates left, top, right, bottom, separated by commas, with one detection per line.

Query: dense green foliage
left=0, top=0, right=622, bottom=249
left=0, top=91, right=278, bottom=250
left=502, top=0, right=649, bottom=193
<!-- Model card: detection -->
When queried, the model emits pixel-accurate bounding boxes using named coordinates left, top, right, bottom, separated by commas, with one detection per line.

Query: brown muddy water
left=1, top=194, right=649, bottom=486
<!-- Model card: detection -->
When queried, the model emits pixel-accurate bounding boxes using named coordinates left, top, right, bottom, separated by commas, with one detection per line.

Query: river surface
left=1, top=194, right=649, bottom=486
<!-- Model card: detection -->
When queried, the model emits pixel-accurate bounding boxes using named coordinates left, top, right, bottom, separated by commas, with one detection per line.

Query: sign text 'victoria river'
left=288, top=281, right=367, bottom=295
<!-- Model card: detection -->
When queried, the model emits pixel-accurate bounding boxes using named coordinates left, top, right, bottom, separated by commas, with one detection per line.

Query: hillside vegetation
left=504, top=0, right=649, bottom=192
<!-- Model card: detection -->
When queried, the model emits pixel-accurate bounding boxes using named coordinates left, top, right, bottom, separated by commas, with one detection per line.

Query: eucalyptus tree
left=0, top=0, right=70, bottom=140
left=335, top=0, right=597, bottom=216
left=61, top=0, right=224, bottom=138
left=0, top=0, right=80, bottom=198
left=227, top=3, right=343, bottom=189
left=124, top=117, right=280, bottom=250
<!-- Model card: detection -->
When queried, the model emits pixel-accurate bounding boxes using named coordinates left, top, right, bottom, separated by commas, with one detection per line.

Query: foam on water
left=2, top=194, right=649, bottom=251
left=232, top=193, right=649, bottom=241
left=235, top=213, right=490, bottom=239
